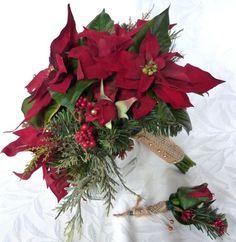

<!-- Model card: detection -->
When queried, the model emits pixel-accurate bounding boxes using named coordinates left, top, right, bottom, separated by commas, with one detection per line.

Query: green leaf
left=171, top=108, right=192, bottom=134
left=50, top=80, right=97, bottom=111
left=44, top=101, right=61, bottom=123
left=87, top=9, right=114, bottom=32
left=130, top=7, right=171, bottom=53
left=21, top=96, right=43, bottom=128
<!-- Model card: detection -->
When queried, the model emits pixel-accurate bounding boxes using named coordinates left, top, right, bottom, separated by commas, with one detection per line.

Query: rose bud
left=176, top=183, right=213, bottom=210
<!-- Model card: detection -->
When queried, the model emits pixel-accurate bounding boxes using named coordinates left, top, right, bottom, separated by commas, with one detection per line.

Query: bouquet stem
left=175, top=155, right=196, bottom=173
left=135, top=131, right=195, bottom=173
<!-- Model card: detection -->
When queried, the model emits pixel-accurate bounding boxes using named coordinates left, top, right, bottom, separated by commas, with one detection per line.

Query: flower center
left=142, top=60, right=157, bottom=76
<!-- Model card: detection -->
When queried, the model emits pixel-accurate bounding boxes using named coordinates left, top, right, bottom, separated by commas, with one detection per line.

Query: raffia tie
left=135, top=131, right=185, bottom=164
left=114, top=195, right=168, bottom=217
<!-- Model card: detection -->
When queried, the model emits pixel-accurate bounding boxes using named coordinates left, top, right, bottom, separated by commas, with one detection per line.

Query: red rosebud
left=180, top=210, right=194, bottom=222
left=188, top=183, right=213, bottom=201
left=86, top=99, right=117, bottom=126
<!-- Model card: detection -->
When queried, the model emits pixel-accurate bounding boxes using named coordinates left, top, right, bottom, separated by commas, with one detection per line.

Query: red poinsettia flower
left=24, top=5, right=78, bottom=122
left=68, top=28, right=133, bottom=80
left=114, top=31, right=224, bottom=114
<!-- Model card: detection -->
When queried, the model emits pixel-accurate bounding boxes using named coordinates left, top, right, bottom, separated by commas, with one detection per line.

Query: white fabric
left=0, top=0, right=236, bottom=241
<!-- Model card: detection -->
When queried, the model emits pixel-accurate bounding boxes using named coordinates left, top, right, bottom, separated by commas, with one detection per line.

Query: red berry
left=90, top=140, right=96, bottom=147
left=82, top=143, right=89, bottom=149
left=81, top=123, right=88, bottom=131
left=88, top=102, right=93, bottom=108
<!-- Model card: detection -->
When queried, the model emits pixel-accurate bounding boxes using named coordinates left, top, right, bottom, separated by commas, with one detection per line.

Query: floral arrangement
left=2, top=4, right=227, bottom=241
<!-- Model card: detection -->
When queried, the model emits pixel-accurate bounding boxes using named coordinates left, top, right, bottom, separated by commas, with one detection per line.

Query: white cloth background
left=0, top=0, right=236, bottom=241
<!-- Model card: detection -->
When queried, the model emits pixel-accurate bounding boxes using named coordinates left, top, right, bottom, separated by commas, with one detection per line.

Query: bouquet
left=2, top=4, right=227, bottom=241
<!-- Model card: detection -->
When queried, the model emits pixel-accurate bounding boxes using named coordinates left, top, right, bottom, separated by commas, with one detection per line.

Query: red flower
left=115, top=31, right=224, bottom=110
left=86, top=99, right=117, bottom=126
left=213, top=218, right=227, bottom=236
left=24, top=5, right=78, bottom=122
left=188, top=183, right=213, bottom=201
left=180, top=210, right=194, bottom=222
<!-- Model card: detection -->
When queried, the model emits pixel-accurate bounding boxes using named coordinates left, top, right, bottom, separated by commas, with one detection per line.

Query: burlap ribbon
left=135, top=131, right=185, bottom=164
left=114, top=195, right=168, bottom=217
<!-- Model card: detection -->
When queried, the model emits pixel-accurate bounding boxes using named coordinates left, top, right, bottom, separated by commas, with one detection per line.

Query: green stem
left=175, top=155, right=196, bottom=174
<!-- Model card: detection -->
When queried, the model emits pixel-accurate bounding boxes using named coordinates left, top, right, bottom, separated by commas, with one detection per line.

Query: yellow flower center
left=142, top=60, right=157, bottom=76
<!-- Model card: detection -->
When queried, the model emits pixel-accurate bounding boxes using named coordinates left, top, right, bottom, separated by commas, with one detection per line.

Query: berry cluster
left=75, top=123, right=96, bottom=149
left=75, top=97, right=95, bottom=123
left=75, top=97, right=93, bottom=112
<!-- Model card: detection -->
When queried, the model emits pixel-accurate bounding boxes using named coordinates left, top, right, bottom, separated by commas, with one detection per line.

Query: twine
left=135, top=131, right=185, bottom=164
left=114, top=196, right=168, bottom=217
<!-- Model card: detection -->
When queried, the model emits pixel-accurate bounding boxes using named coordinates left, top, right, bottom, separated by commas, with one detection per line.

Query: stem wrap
left=135, top=131, right=185, bottom=164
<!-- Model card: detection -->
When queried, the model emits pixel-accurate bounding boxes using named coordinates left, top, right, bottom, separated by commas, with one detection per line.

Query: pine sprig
left=191, top=203, right=227, bottom=239
left=56, top=174, right=97, bottom=242
left=23, top=145, right=51, bottom=176
left=136, top=101, right=191, bottom=136
left=46, top=109, right=79, bottom=139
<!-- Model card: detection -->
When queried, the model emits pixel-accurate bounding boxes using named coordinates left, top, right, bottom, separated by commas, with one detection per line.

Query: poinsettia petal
left=161, top=52, right=183, bottom=61
left=153, top=85, right=193, bottom=109
left=138, top=74, right=154, bottom=93
left=78, top=28, right=109, bottom=44
left=117, top=89, right=137, bottom=101
left=184, top=64, right=224, bottom=94
left=155, top=57, right=166, bottom=70
left=42, top=164, right=69, bottom=202
left=49, top=74, right=72, bottom=93
left=55, top=54, right=67, bottom=73
left=162, top=62, right=189, bottom=82
left=50, top=4, right=78, bottom=65
left=132, top=96, right=156, bottom=119
left=24, top=93, right=52, bottom=121
left=140, top=31, right=160, bottom=61
left=69, top=46, right=95, bottom=80
left=114, top=20, right=147, bottom=37
left=97, top=35, right=133, bottom=57
left=13, top=156, right=43, bottom=180
left=2, top=138, right=27, bottom=157
left=25, top=69, right=49, bottom=94
left=1, top=126, right=49, bottom=156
